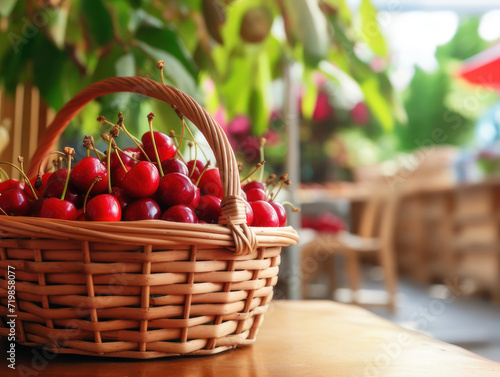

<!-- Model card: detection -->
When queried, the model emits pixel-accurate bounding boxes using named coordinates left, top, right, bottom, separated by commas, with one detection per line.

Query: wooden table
left=1, top=301, right=499, bottom=376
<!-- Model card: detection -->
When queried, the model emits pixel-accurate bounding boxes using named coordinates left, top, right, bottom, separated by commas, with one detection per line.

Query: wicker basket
left=0, top=77, right=298, bottom=359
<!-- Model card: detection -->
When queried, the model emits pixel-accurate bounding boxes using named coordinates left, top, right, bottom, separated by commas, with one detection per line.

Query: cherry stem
left=266, top=174, right=277, bottom=187
left=195, top=161, right=211, bottom=187
left=60, top=148, right=75, bottom=201
left=267, top=174, right=287, bottom=200
left=240, top=161, right=266, bottom=184
left=101, top=117, right=151, bottom=162
left=282, top=201, right=300, bottom=212
left=182, top=118, right=209, bottom=162
left=148, top=113, right=164, bottom=177
left=86, top=149, right=90, bottom=158
left=169, top=132, right=186, bottom=164
left=83, top=176, right=102, bottom=214
left=113, top=147, right=128, bottom=172
left=269, top=178, right=290, bottom=201
left=106, top=136, right=114, bottom=194
left=0, top=161, right=39, bottom=200
left=0, top=167, right=9, bottom=181
left=0, top=206, right=8, bottom=216
left=38, top=151, right=66, bottom=179
left=259, top=138, right=266, bottom=182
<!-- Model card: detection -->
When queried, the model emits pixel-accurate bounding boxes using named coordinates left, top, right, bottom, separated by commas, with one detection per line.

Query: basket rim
left=0, top=216, right=299, bottom=248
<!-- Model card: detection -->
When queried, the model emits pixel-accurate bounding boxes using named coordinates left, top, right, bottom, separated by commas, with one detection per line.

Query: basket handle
left=27, top=76, right=257, bottom=255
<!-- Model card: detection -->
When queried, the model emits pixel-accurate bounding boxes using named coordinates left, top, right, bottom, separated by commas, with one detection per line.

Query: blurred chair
left=301, top=189, right=399, bottom=313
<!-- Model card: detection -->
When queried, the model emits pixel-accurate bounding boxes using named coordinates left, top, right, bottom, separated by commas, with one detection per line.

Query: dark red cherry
left=141, top=131, right=176, bottom=163
left=111, top=165, right=130, bottom=187
left=158, top=172, right=195, bottom=208
left=111, top=187, right=133, bottom=212
left=0, top=179, right=25, bottom=194
left=246, top=188, right=267, bottom=202
left=76, top=209, right=86, bottom=221
left=86, top=194, right=121, bottom=221
left=121, top=161, right=160, bottom=198
left=40, top=198, right=78, bottom=220
left=0, top=189, right=29, bottom=216
left=109, top=150, right=135, bottom=171
left=70, top=157, right=108, bottom=195
left=25, top=172, right=52, bottom=200
left=161, top=158, right=189, bottom=176
left=188, top=187, right=201, bottom=210
left=123, top=198, right=161, bottom=221
left=195, top=195, right=221, bottom=224
left=243, top=180, right=265, bottom=192
left=250, top=201, right=279, bottom=227
left=270, top=202, right=287, bottom=227
left=47, top=168, right=67, bottom=185
left=186, top=160, right=205, bottom=180
left=244, top=200, right=254, bottom=226
left=198, top=168, right=223, bottom=198
left=161, top=205, right=198, bottom=223
left=27, top=198, right=47, bottom=217
left=42, top=179, right=83, bottom=208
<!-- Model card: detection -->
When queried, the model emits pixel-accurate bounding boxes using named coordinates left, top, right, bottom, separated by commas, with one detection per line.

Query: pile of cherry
left=0, top=115, right=289, bottom=227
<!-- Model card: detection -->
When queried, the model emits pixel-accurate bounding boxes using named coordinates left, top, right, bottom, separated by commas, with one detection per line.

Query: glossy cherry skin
left=161, top=158, right=189, bottom=176
left=188, top=187, right=200, bottom=210
left=47, top=168, right=67, bottom=185
left=123, top=198, right=161, bottom=221
left=186, top=160, right=205, bottom=180
left=111, top=165, right=130, bottom=187
left=195, top=195, right=221, bottom=224
left=198, top=168, right=223, bottom=198
left=250, top=200, right=279, bottom=227
left=70, top=157, right=108, bottom=195
left=244, top=200, right=254, bottom=226
left=0, top=189, right=29, bottom=216
left=161, top=205, right=198, bottom=223
left=25, top=172, right=52, bottom=200
left=121, top=161, right=160, bottom=198
left=109, top=150, right=136, bottom=171
left=0, top=179, right=25, bottom=194
left=158, top=172, right=195, bottom=208
left=270, top=202, right=287, bottom=227
left=40, top=198, right=78, bottom=220
left=141, top=131, right=176, bottom=163
left=42, top=179, right=83, bottom=208
left=243, top=180, right=265, bottom=192
left=86, top=194, right=121, bottom=221
left=246, top=188, right=267, bottom=202
left=123, top=146, right=143, bottom=161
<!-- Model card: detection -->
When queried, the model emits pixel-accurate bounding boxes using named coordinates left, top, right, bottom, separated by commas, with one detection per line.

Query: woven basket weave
left=0, top=77, right=298, bottom=359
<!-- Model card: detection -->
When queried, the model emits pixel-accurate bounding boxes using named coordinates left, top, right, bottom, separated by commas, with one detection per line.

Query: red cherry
left=186, top=160, right=205, bottom=180
left=76, top=209, right=86, bottom=221
left=141, top=131, right=176, bottom=163
left=161, top=158, right=189, bottom=176
left=24, top=172, right=51, bottom=200
left=70, top=157, right=108, bottom=195
left=198, top=168, right=223, bottom=198
left=123, top=198, right=161, bottom=221
left=0, top=189, right=29, bottom=216
left=40, top=198, right=78, bottom=220
left=270, top=202, right=287, bottom=227
left=111, top=165, right=130, bottom=187
left=250, top=201, right=279, bottom=227
left=109, top=150, right=135, bottom=171
left=244, top=200, right=254, bottom=226
left=47, top=168, right=67, bottom=185
left=27, top=198, right=47, bottom=217
left=121, top=161, right=160, bottom=198
left=86, top=194, right=121, bottom=221
left=188, top=187, right=200, bottom=210
left=123, top=147, right=143, bottom=161
left=243, top=180, right=265, bottom=192
left=195, top=195, right=221, bottom=224
left=246, top=188, right=267, bottom=202
left=42, top=179, right=83, bottom=208
left=158, top=172, right=195, bottom=208
left=111, top=187, right=133, bottom=212
left=161, top=205, right=198, bottom=223
left=0, top=179, right=25, bottom=194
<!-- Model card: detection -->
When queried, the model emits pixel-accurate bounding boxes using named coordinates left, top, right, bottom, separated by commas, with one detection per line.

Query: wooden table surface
left=1, top=300, right=499, bottom=377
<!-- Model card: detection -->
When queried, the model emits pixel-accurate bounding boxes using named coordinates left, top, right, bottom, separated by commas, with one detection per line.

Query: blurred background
left=1, top=0, right=500, bottom=361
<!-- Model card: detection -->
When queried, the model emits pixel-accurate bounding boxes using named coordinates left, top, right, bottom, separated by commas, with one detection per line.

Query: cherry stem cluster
left=0, top=161, right=38, bottom=199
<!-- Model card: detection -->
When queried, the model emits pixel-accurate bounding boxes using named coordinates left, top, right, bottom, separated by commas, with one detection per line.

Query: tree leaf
left=0, top=0, right=17, bottom=17
left=301, top=68, right=318, bottom=121
left=134, top=41, right=201, bottom=102
left=80, top=0, right=114, bottom=47
left=359, top=76, right=393, bottom=131
left=359, top=0, right=387, bottom=58
left=135, top=25, right=197, bottom=78
left=44, top=4, right=70, bottom=49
